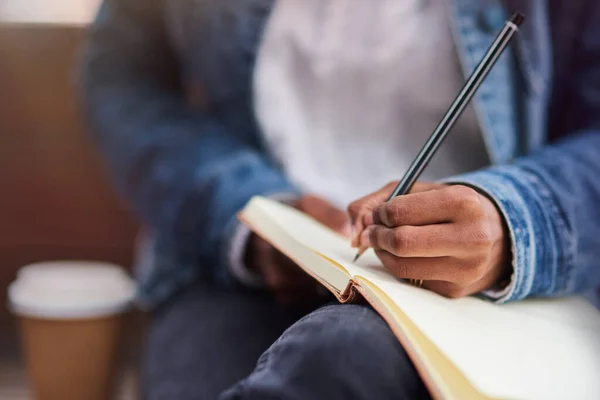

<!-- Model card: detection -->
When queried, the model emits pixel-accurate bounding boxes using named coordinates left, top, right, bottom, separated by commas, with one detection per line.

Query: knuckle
left=384, top=201, right=407, bottom=226
left=446, top=184, right=467, bottom=200
left=450, top=184, right=478, bottom=198
left=450, top=186, right=482, bottom=214
left=374, top=204, right=387, bottom=225
left=462, top=196, right=482, bottom=215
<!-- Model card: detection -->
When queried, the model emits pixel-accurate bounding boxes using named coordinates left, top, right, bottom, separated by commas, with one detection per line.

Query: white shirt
left=254, top=0, right=488, bottom=208
left=230, top=0, right=489, bottom=285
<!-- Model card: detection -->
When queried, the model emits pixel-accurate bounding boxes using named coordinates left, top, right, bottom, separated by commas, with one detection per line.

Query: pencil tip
left=353, top=253, right=360, bottom=262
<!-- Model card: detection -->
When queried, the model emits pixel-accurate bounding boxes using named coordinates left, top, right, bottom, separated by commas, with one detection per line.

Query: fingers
left=347, top=181, right=398, bottom=244
left=367, top=185, right=483, bottom=227
left=348, top=182, right=446, bottom=246
left=375, top=251, right=487, bottom=283
left=345, top=184, right=509, bottom=299
left=362, top=224, right=478, bottom=258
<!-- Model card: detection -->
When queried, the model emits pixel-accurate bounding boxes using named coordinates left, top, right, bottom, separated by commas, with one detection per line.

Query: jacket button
left=478, top=6, right=505, bottom=33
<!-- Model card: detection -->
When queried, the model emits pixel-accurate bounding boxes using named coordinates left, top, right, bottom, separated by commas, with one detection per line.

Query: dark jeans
left=142, top=281, right=299, bottom=399
left=142, top=281, right=429, bottom=399
left=219, top=304, right=430, bottom=400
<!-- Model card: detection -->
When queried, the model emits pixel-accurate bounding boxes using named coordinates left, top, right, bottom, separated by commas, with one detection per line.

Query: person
left=80, top=0, right=600, bottom=399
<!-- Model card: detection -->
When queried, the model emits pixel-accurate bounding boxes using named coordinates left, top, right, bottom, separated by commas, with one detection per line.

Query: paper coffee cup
left=8, top=261, right=136, bottom=400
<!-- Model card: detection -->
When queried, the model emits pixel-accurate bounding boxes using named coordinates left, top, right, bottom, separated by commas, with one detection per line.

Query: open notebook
left=240, top=196, right=600, bottom=400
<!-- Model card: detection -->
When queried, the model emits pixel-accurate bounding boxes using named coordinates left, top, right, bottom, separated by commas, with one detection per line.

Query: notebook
left=240, top=196, right=600, bottom=400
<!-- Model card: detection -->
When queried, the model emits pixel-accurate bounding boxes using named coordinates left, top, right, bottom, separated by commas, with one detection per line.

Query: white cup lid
left=8, top=261, right=136, bottom=319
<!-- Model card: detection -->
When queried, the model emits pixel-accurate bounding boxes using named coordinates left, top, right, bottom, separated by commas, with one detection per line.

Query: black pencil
left=354, top=11, right=525, bottom=262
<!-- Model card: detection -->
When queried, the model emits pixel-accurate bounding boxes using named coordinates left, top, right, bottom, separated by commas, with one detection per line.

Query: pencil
left=353, top=11, right=525, bottom=262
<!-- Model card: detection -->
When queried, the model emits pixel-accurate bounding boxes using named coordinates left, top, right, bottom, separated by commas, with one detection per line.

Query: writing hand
left=348, top=182, right=511, bottom=298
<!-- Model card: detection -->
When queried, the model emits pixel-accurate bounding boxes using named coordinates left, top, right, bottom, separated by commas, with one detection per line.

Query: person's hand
left=246, top=195, right=351, bottom=310
left=348, top=182, right=511, bottom=298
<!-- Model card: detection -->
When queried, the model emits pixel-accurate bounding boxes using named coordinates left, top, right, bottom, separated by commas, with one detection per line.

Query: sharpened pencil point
left=354, top=246, right=368, bottom=262
left=354, top=247, right=367, bottom=262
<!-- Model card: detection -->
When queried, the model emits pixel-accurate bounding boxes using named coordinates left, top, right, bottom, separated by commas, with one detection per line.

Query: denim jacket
left=80, top=0, right=600, bottom=309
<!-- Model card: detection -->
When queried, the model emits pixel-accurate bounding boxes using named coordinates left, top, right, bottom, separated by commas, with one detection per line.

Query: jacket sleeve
left=447, top=3, right=600, bottom=302
left=79, top=0, right=298, bottom=282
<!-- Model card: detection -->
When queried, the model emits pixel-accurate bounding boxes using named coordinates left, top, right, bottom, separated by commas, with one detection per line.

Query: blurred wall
left=0, top=24, right=138, bottom=324
left=0, top=0, right=100, bottom=25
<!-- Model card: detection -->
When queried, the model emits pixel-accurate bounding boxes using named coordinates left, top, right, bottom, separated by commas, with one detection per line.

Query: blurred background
left=1, top=0, right=140, bottom=397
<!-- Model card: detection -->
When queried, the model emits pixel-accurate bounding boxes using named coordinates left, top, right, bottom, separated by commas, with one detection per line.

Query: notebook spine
left=339, top=280, right=361, bottom=304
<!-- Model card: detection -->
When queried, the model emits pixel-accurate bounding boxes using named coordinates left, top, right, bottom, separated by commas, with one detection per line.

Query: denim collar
left=449, top=0, right=552, bottom=163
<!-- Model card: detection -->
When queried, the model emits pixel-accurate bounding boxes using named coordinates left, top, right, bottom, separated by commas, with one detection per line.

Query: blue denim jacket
left=80, top=0, right=600, bottom=308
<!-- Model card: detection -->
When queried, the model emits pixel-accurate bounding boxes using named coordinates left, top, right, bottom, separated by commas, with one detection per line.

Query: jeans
left=220, top=304, right=431, bottom=400
left=142, top=281, right=299, bottom=399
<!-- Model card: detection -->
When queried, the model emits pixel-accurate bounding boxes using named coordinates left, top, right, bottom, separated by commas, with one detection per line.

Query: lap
left=221, top=303, right=431, bottom=400
left=141, top=280, right=299, bottom=400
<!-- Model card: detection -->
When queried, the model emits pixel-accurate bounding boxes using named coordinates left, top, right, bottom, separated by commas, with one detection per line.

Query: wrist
left=493, top=202, right=513, bottom=290
left=477, top=192, right=514, bottom=295
left=475, top=191, right=513, bottom=292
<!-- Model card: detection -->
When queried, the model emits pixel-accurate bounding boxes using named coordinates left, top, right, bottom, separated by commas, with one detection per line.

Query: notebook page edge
left=240, top=196, right=351, bottom=293
left=355, top=277, right=493, bottom=400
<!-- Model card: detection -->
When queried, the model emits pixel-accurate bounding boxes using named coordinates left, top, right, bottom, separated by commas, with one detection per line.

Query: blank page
left=354, top=265, right=600, bottom=400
